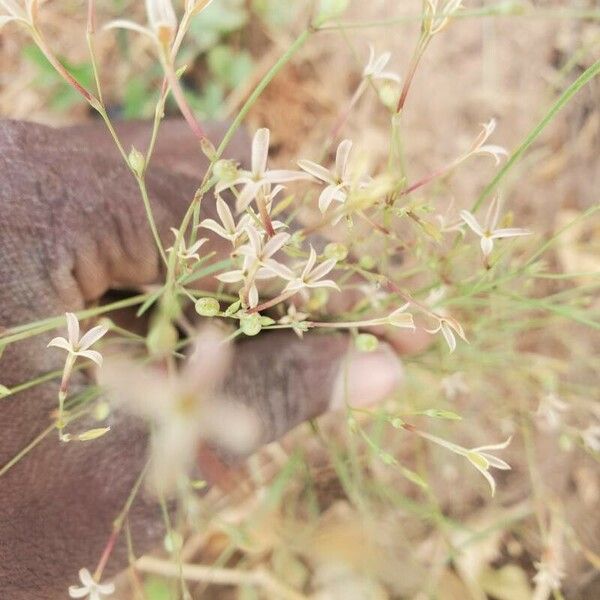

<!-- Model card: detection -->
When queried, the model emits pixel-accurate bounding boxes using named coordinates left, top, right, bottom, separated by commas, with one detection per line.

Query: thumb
left=222, top=330, right=403, bottom=449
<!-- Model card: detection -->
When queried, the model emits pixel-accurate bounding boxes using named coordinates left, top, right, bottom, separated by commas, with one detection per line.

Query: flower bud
left=128, top=146, right=145, bottom=177
left=214, top=159, right=239, bottom=183
left=240, top=313, right=262, bottom=336
left=355, top=333, right=379, bottom=352
left=324, top=242, right=348, bottom=262
left=195, top=297, right=220, bottom=317
left=147, top=318, right=178, bottom=356
left=359, top=255, right=376, bottom=270
left=200, top=137, right=217, bottom=162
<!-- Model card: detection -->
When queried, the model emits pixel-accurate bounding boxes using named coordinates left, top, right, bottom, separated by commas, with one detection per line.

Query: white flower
left=48, top=313, right=108, bottom=367
left=441, top=371, right=469, bottom=400
left=278, top=304, right=309, bottom=338
left=533, top=558, right=565, bottom=592
left=581, top=424, right=600, bottom=452
left=68, top=568, right=115, bottom=600
left=460, top=196, right=531, bottom=258
left=387, top=305, right=416, bottom=329
left=276, top=246, right=339, bottom=294
left=0, top=0, right=37, bottom=29
left=465, top=437, right=512, bottom=496
left=104, top=0, right=178, bottom=48
left=167, top=228, right=208, bottom=262
left=468, top=118, right=508, bottom=165
left=535, top=393, right=568, bottom=431
left=362, top=45, right=401, bottom=82
left=216, top=128, right=308, bottom=213
left=426, top=315, right=467, bottom=353
left=298, top=139, right=354, bottom=216
left=200, top=196, right=250, bottom=246
left=101, top=327, right=259, bottom=493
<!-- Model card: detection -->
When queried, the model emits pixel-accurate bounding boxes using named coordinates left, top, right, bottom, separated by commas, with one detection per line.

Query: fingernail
left=330, top=343, right=403, bottom=410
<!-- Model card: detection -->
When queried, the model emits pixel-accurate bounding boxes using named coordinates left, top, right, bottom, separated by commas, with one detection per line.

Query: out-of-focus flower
left=362, top=45, right=401, bottom=82
left=441, top=371, right=469, bottom=400
left=387, top=305, right=416, bottom=329
left=0, top=0, right=37, bottom=29
left=298, top=139, right=355, bottom=216
left=535, top=393, right=569, bottom=431
left=467, top=118, right=509, bottom=165
left=276, top=246, right=339, bottom=294
left=426, top=315, right=467, bottom=353
left=47, top=313, right=108, bottom=367
left=68, top=568, right=114, bottom=599
left=581, top=424, right=600, bottom=452
left=216, top=128, right=308, bottom=213
left=423, top=0, right=464, bottom=36
left=460, top=196, right=531, bottom=258
left=278, top=304, right=309, bottom=338
left=167, top=228, right=207, bottom=262
left=101, top=326, right=260, bottom=494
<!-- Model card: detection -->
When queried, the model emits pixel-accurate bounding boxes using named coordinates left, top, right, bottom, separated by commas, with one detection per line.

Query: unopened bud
left=195, top=297, right=220, bottom=317
left=200, top=137, right=217, bottom=162
left=324, top=242, right=348, bottom=262
left=147, top=318, right=178, bottom=356
left=128, top=146, right=145, bottom=177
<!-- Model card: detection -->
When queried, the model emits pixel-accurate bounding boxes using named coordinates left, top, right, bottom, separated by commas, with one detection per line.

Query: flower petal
left=77, top=350, right=104, bottom=367
left=335, top=139, right=353, bottom=180
left=216, top=196, right=235, bottom=232
left=78, top=325, right=109, bottom=351
left=252, top=128, right=270, bottom=177
left=307, top=258, right=337, bottom=282
left=199, top=218, right=229, bottom=239
left=490, top=227, right=531, bottom=239
left=297, top=160, right=333, bottom=184
left=47, top=337, right=72, bottom=352
left=103, top=19, right=154, bottom=38
left=459, top=210, right=484, bottom=236
left=216, top=270, right=245, bottom=283
left=66, top=312, right=80, bottom=346
left=480, top=236, right=494, bottom=257
left=264, top=169, right=310, bottom=183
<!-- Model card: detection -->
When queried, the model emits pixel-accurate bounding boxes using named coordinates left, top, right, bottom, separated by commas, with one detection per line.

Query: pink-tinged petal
left=216, top=196, right=235, bottom=232
left=47, top=337, right=72, bottom=352
left=490, top=227, right=531, bottom=239
left=335, top=139, right=353, bottom=180
left=78, top=325, right=109, bottom=350
left=252, top=128, right=270, bottom=177
left=297, top=160, right=333, bottom=184
left=184, top=324, right=233, bottom=391
left=264, top=170, right=310, bottom=183
left=78, top=349, right=104, bottom=366
left=263, top=232, right=290, bottom=259
left=216, top=270, right=244, bottom=283
left=65, top=313, right=80, bottom=345
left=480, top=236, right=494, bottom=257
left=307, top=258, right=337, bottom=282
left=103, top=19, right=154, bottom=38
left=261, top=259, right=294, bottom=280
left=199, top=218, right=229, bottom=239
left=459, top=210, right=484, bottom=236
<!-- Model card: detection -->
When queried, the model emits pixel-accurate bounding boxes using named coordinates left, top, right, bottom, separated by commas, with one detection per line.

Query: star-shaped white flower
left=167, top=228, right=208, bottom=262
left=298, top=139, right=354, bottom=216
left=362, top=45, right=401, bottom=82
left=200, top=196, right=251, bottom=246
left=468, top=118, right=509, bottom=165
left=48, top=313, right=108, bottom=367
left=68, top=568, right=115, bottom=600
left=216, top=128, right=308, bottom=213
left=426, top=315, right=467, bottom=353
left=460, top=196, right=531, bottom=258
left=465, top=437, right=512, bottom=497
left=275, top=246, right=339, bottom=294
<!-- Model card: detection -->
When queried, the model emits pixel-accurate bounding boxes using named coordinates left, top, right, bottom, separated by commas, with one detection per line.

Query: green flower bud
left=355, top=333, right=379, bottom=352
left=147, top=318, right=178, bottom=356
left=214, top=159, right=239, bottom=183
left=195, top=297, right=220, bottom=317
left=128, top=146, right=145, bottom=177
left=359, top=255, right=376, bottom=270
left=240, top=313, right=262, bottom=336
left=324, top=242, right=348, bottom=262
left=200, top=137, right=217, bottom=162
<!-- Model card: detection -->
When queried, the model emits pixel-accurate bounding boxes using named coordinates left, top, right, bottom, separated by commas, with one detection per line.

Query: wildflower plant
left=1, top=0, right=599, bottom=598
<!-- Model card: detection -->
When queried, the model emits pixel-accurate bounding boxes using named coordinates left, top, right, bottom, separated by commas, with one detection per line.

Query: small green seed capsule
left=240, top=313, right=262, bottom=336
left=324, top=242, right=348, bottom=262
left=355, top=333, right=379, bottom=352
left=195, top=297, right=220, bottom=317
left=128, top=146, right=145, bottom=177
